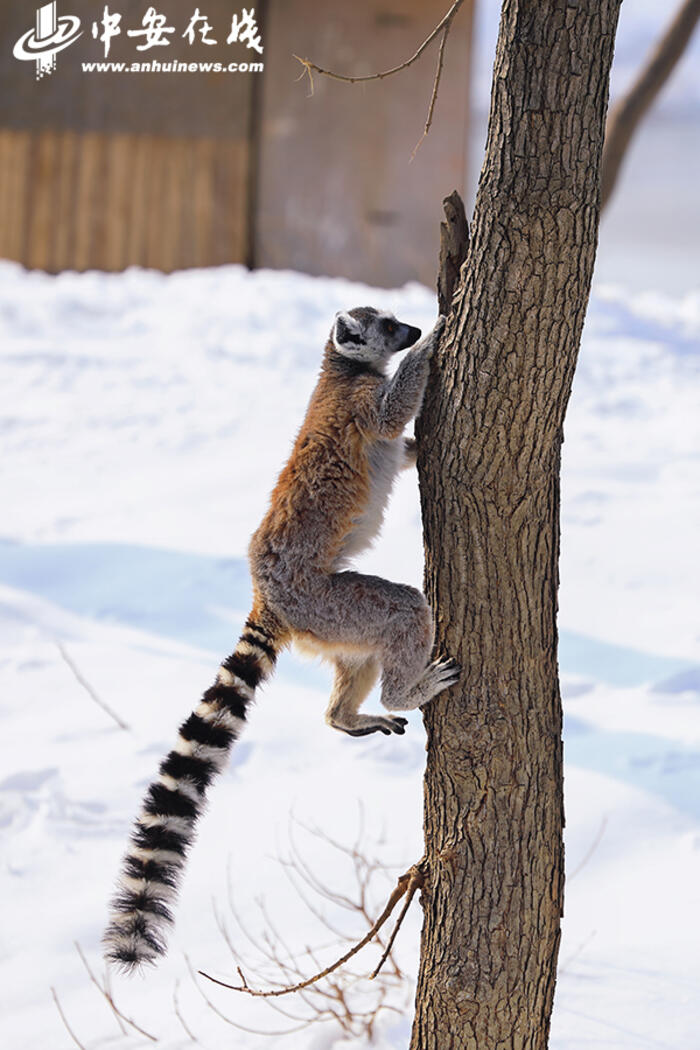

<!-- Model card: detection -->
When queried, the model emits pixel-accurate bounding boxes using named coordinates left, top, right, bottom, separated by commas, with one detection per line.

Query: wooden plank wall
left=0, top=1, right=474, bottom=281
left=0, top=129, right=248, bottom=272
left=255, top=0, right=475, bottom=288
left=0, top=0, right=254, bottom=273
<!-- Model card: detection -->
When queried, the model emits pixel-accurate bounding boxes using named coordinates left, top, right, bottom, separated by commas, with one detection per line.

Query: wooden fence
left=0, top=0, right=473, bottom=286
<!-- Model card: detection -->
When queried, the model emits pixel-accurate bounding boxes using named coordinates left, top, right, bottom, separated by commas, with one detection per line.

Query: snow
left=3, top=3, right=699, bottom=1044
left=0, top=259, right=698, bottom=1049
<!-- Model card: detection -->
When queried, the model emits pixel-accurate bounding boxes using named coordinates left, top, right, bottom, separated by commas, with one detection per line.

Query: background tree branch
left=294, top=0, right=468, bottom=144
left=601, top=0, right=700, bottom=208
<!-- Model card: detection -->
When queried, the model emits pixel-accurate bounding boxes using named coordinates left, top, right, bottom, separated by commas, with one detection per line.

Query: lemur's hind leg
left=282, top=570, right=459, bottom=719
left=326, top=655, right=407, bottom=737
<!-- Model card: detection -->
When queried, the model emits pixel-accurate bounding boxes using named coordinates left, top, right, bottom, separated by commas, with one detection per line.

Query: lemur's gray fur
left=104, top=305, right=460, bottom=972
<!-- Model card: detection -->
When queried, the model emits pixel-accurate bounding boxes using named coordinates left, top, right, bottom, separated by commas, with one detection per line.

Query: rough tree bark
left=412, top=2, right=622, bottom=1048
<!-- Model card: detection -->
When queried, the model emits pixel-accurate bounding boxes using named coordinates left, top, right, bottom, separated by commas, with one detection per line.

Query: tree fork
left=413, top=2, right=622, bottom=1047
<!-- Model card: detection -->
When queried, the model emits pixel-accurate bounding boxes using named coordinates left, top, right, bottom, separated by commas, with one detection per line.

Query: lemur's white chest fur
left=334, top=436, right=404, bottom=568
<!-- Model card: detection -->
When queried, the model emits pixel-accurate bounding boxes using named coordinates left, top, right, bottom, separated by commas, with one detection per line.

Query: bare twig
left=57, top=641, right=130, bottom=731
left=200, top=864, right=421, bottom=998
left=225, top=871, right=274, bottom=961
left=294, top=0, right=467, bottom=142
left=369, top=866, right=424, bottom=979
left=104, top=990, right=158, bottom=1042
left=223, top=884, right=301, bottom=983
left=287, top=822, right=359, bottom=912
left=185, top=954, right=312, bottom=1037
left=279, top=859, right=358, bottom=942
left=73, top=942, right=157, bottom=1042
left=569, top=817, right=608, bottom=882
left=411, top=24, right=450, bottom=157
left=74, top=942, right=126, bottom=1036
left=173, top=979, right=199, bottom=1043
left=215, top=898, right=312, bottom=985
left=602, top=0, right=700, bottom=208
left=294, top=0, right=464, bottom=86
left=212, top=818, right=410, bottom=1039
left=558, top=930, right=598, bottom=975
left=292, top=813, right=402, bottom=876
left=51, top=987, right=87, bottom=1050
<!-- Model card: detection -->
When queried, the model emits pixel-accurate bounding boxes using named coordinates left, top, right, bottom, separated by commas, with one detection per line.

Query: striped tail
left=103, top=613, right=281, bottom=972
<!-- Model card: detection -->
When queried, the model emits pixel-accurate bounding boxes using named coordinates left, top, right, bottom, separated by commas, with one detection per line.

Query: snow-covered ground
left=1, top=262, right=699, bottom=1050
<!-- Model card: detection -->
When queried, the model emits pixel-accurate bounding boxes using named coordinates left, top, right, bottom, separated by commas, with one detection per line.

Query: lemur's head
left=332, top=306, right=421, bottom=371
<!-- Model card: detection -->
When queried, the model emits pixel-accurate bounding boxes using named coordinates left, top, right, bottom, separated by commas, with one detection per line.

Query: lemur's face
left=332, top=306, right=421, bottom=371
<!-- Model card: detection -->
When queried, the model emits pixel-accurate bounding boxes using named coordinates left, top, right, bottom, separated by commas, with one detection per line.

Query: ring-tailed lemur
left=104, top=306, right=461, bottom=972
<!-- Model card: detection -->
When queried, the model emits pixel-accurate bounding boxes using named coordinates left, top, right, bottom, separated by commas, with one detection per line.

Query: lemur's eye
left=383, top=320, right=397, bottom=335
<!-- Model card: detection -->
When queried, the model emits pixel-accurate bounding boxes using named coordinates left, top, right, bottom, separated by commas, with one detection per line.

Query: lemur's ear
left=333, top=312, right=365, bottom=350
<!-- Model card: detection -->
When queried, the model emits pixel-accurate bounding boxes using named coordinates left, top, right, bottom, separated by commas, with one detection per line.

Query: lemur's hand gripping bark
left=375, top=316, right=447, bottom=437
left=424, top=314, right=446, bottom=355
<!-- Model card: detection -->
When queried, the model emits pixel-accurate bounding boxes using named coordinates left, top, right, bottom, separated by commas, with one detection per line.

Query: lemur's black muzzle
left=398, top=325, right=421, bottom=350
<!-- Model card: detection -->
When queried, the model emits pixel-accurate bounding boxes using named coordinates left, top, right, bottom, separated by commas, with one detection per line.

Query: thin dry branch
left=287, top=823, right=360, bottom=912
left=568, top=817, right=608, bottom=882
left=282, top=819, right=402, bottom=968
left=74, top=941, right=158, bottom=1042
left=601, top=0, right=700, bottom=208
left=223, top=886, right=305, bottom=985
left=369, top=867, right=423, bottom=980
left=558, top=930, right=598, bottom=976
left=51, top=987, right=87, bottom=1050
left=57, top=642, right=130, bottom=731
left=280, top=855, right=404, bottom=981
left=295, top=814, right=402, bottom=884
left=173, top=979, right=199, bottom=1043
left=214, top=898, right=305, bottom=983
left=185, top=954, right=312, bottom=1037
left=411, top=24, right=450, bottom=157
left=212, top=818, right=409, bottom=1039
left=74, top=942, right=126, bottom=1037
left=200, top=864, right=422, bottom=999
left=279, top=859, right=360, bottom=942
left=294, top=0, right=467, bottom=144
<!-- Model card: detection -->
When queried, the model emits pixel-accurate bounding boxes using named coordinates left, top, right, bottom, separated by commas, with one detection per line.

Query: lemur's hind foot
left=383, top=656, right=461, bottom=712
left=330, top=713, right=408, bottom=737
left=414, top=656, right=462, bottom=706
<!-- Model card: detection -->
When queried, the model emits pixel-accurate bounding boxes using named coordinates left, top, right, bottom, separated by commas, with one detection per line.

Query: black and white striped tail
left=103, top=617, right=279, bottom=972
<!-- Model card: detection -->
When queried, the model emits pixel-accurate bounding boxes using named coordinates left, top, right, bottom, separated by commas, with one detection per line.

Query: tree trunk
left=412, top=2, right=622, bottom=1048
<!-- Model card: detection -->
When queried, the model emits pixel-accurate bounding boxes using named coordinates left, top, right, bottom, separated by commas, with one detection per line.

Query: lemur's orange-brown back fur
left=252, top=342, right=391, bottom=575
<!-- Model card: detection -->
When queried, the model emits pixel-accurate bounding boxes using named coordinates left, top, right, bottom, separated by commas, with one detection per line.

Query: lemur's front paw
left=402, top=437, right=417, bottom=470
left=425, top=315, right=447, bottom=355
